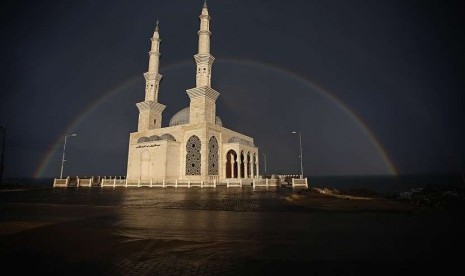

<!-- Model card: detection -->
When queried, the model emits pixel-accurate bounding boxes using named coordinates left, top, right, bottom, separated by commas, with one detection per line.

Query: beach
left=0, top=187, right=463, bottom=275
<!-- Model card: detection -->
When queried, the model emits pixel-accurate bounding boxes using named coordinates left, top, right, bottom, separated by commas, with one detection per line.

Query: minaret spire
left=136, top=19, right=166, bottom=131
left=186, top=2, right=219, bottom=125
left=147, top=20, right=161, bottom=79
left=195, top=1, right=214, bottom=87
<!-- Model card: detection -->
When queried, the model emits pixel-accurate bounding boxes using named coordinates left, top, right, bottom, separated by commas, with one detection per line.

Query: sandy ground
left=0, top=187, right=463, bottom=275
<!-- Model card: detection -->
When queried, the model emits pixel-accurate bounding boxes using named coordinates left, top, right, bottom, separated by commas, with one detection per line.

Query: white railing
left=202, top=179, right=217, bottom=188
left=53, top=177, right=69, bottom=187
left=77, top=177, right=92, bottom=187
left=226, top=178, right=242, bottom=188
left=292, top=178, right=308, bottom=188
left=176, top=179, right=190, bottom=188
left=101, top=177, right=127, bottom=187
left=56, top=176, right=291, bottom=189
left=253, top=178, right=279, bottom=188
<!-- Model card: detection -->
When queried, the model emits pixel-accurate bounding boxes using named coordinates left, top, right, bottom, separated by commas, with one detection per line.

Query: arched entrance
left=226, top=150, right=237, bottom=178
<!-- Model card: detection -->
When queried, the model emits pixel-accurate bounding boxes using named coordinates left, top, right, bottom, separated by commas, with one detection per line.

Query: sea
left=2, top=174, right=464, bottom=195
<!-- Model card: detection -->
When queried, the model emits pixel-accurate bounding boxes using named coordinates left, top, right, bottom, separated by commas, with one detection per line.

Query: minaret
left=136, top=20, right=166, bottom=131
left=187, top=1, right=220, bottom=124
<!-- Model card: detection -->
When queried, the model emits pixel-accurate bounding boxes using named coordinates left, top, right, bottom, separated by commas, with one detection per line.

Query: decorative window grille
left=186, top=135, right=201, bottom=175
left=208, top=136, right=219, bottom=175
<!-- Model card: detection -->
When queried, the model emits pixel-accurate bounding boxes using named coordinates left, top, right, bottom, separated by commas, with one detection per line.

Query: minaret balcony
left=136, top=101, right=166, bottom=112
left=194, top=54, right=215, bottom=65
left=198, top=30, right=212, bottom=36
left=144, top=72, right=162, bottom=82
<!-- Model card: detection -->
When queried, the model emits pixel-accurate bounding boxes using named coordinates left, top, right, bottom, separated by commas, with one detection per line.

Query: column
left=245, top=157, right=249, bottom=179
left=230, top=158, right=234, bottom=178
left=239, top=159, right=243, bottom=179
left=256, top=154, right=260, bottom=178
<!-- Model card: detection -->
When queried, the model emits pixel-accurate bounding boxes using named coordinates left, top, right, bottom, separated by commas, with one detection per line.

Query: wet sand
left=0, top=187, right=463, bottom=275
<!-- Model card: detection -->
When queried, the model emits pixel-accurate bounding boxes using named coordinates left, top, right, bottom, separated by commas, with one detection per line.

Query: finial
left=203, top=0, right=207, bottom=8
left=155, top=20, right=159, bottom=32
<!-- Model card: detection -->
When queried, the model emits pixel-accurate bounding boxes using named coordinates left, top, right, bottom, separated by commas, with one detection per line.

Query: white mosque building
left=126, top=2, right=260, bottom=184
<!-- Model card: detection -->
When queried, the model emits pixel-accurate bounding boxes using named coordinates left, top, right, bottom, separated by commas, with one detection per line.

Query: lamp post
left=292, top=131, right=303, bottom=179
left=262, top=152, right=267, bottom=176
left=60, top=133, right=77, bottom=179
left=0, top=125, right=6, bottom=184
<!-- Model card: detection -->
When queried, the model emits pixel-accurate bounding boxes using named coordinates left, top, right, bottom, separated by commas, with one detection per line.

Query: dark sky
left=1, top=0, right=464, bottom=178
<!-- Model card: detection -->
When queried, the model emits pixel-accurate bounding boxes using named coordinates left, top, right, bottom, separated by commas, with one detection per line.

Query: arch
left=228, top=137, right=254, bottom=147
left=137, top=137, right=149, bottom=143
left=35, top=59, right=397, bottom=179
left=226, top=149, right=237, bottom=178
left=208, top=136, right=219, bottom=175
left=186, top=135, right=201, bottom=175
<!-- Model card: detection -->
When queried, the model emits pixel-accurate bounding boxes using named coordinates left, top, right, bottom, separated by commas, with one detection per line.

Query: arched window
left=208, top=136, right=219, bottom=175
left=186, top=135, right=201, bottom=175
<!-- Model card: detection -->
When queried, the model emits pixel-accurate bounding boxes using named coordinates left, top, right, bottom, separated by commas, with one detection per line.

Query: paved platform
left=0, top=187, right=463, bottom=275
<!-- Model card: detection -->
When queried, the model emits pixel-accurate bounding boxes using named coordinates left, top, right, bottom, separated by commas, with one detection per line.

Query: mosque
left=126, top=2, right=260, bottom=184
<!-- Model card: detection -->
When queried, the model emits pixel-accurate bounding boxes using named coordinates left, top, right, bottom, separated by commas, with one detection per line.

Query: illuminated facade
left=126, top=2, right=259, bottom=184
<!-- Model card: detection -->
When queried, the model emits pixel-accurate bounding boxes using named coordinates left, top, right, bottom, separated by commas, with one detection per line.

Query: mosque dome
left=160, top=133, right=176, bottom=141
left=169, top=107, right=223, bottom=127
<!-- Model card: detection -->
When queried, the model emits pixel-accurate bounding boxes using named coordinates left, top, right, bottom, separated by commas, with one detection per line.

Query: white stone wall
left=127, top=122, right=258, bottom=182
left=189, top=97, right=216, bottom=124
left=138, top=109, right=162, bottom=131
left=166, top=142, right=181, bottom=179
left=127, top=140, right=181, bottom=182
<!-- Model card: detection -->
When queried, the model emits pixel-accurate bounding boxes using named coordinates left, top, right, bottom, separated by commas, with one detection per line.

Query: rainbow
left=34, top=58, right=397, bottom=178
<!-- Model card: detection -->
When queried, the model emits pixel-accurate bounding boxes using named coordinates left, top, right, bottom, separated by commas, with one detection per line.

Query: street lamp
left=262, top=152, right=267, bottom=176
left=292, top=131, right=304, bottom=179
left=60, top=133, right=77, bottom=179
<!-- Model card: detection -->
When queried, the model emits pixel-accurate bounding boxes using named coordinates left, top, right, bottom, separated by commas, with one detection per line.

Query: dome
left=148, top=135, right=160, bottom=141
left=169, top=107, right=190, bottom=126
left=228, top=136, right=254, bottom=147
left=160, top=133, right=176, bottom=141
left=215, top=116, right=223, bottom=126
left=169, top=107, right=223, bottom=127
left=137, top=137, right=149, bottom=143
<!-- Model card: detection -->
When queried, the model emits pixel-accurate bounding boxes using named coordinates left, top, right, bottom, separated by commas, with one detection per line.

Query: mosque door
left=140, top=151, right=151, bottom=181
